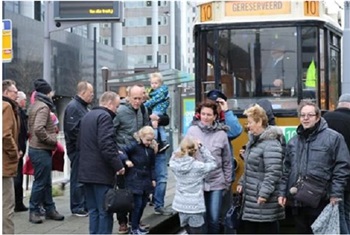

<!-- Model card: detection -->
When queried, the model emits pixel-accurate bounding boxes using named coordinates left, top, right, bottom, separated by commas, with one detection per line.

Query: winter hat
left=339, top=93, right=350, bottom=103
left=34, top=79, right=52, bottom=94
left=207, top=89, right=227, bottom=101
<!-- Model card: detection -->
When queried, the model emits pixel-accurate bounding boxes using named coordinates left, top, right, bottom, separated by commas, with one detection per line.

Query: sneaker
left=45, top=210, right=65, bottom=221
left=139, top=222, right=150, bottom=230
left=154, top=207, right=173, bottom=216
left=39, top=206, right=46, bottom=216
left=118, top=223, right=129, bottom=234
left=130, top=229, right=146, bottom=235
left=29, top=212, right=43, bottom=224
left=72, top=209, right=88, bottom=217
left=138, top=226, right=149, bottom=234
left=158, top=141, right=170, bottom=153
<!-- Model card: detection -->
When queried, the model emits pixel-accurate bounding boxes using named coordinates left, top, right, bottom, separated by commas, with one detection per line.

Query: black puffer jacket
left=279, top=118, right=350, bottom=201
left=78, top=107, right=124, bottom=186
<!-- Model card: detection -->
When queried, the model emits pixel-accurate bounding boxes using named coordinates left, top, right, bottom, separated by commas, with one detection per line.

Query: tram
left=193, top=0, right=344, bottom=193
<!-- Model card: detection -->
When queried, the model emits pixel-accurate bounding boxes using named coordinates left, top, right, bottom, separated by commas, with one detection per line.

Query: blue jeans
left=131, top=193, right=148, bottom=230
left=68, top=151, right=86, bottom=213
left=204, top=190, right=224, bottom=234
left=154, top=152, right=168, bottom=209
left=153, top=111, right=167, bottom=142
left=29, top=147, right=55, bottom=213
left=85, top=183, right=114, bottom=234
left=339, top=191, right=350, bottom=234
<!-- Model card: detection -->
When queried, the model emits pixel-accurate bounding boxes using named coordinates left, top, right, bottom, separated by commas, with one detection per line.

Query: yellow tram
left=194, top=0, right=344, bottom=191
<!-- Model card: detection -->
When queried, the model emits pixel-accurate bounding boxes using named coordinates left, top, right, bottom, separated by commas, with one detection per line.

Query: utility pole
left=43, top=1, right=51, bottom=83
left=343, top=1, right=350, bottom=93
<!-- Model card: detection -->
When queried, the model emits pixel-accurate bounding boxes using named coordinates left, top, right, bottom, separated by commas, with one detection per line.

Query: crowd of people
left=3, top=74, right=350, bottom=235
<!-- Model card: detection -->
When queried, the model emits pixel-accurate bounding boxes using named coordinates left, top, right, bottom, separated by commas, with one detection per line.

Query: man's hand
left=151, top=120, right=158, bottom=129
left=237, top=185, right=243, bottom=194
left=125, top=160, right=134, bottom=168
left=149, top=113, right=160, bottom=121
left=152, top=180, right=156, bottom=187
left=216, top=98, right=228, bottom=112
left=116, top=167, right=125, bottom=175
left=330, top=197, right=341, bottom=205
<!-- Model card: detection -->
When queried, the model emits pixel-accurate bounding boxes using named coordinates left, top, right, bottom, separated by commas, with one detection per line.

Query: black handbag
left=104, top=177, right=134, bottom=213
left=293, top=175, right=327, bottom=208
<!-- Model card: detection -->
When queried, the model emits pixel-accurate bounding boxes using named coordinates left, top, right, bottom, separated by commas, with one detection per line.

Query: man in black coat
left=63, top=81, right=93, bottom=217
left=323, top=93, right=350, bottom=234
left=14, top=91, right=28, bottom=212
left=78, top=91, right=125, bottom=234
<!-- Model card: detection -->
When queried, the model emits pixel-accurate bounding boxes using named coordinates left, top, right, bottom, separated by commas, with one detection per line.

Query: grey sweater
left=170, top=145, right=217, bottom=213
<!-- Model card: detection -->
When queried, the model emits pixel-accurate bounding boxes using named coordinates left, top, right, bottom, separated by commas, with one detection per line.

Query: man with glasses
left=278, top=101, right=350, bottom=234
left=2, top=79, right=20, bottom=234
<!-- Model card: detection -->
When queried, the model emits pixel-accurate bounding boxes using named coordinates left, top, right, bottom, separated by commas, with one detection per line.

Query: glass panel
left=319, top=29, right=326, bottom=110
left=203, top=27, right=298, bottom=110
left=329, top=48, right=339, bottom=110
left=301, top=27, right=318, bottom=103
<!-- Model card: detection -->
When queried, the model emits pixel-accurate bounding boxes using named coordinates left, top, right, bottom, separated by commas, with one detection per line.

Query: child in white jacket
left=169, top=137, right=217, bottom=234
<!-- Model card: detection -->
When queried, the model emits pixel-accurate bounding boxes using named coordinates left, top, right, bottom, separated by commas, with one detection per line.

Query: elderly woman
left=186, top=101, right=232, bottom=234
left=237, top=104, right=285, bottom=234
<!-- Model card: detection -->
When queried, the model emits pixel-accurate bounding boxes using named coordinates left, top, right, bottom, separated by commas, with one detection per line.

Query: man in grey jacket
left=278, top=101, right=350, bottom=234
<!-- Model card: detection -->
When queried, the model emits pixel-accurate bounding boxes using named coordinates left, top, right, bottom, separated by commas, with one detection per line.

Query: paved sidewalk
left=14, top=170, right=176, bottom=234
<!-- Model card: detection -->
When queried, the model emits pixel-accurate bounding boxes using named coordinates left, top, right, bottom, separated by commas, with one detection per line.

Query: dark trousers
left=29, top=147, right=55, bottom=213
left=116, top=176, right=129, bottom=225
left=130, top=193, right=148, bottom=230
left=184, top=225, right=203, bottom=234
left=14, top=157, right=24, bottom=207
left=292, top=201, right=328, bottom=234
left=68, top=151, right=86, bottom=213
left=242, top=220, right=280, bottom=234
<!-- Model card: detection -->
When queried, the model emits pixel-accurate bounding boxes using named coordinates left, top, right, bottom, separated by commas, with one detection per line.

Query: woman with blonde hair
left=237, top=104, right=285, bottom=234
left=170, top=137, right=217, bottom=234
left=120, top=126, right=157, bottom=234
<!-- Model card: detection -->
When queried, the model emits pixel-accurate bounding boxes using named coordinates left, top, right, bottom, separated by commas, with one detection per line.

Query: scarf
left=35, top=92, right=56, bottom=112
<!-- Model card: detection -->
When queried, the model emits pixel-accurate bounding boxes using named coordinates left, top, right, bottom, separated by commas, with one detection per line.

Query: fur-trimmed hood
left=248, top=125, right=284, bottom=145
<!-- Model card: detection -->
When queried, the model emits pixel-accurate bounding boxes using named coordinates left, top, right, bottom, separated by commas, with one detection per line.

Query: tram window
left=205, top=27, right=298, bottom=110
left=329, top=48, right=340, bottom=110
left=301, top=27, right=318, bottom=103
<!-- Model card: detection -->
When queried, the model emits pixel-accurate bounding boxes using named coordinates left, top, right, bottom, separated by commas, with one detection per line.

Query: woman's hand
left=237, top=185, right=243, bottom=193
left=278, top=196, right=286, bottom=207
left=330, top=197, right=341, bottom=205
left=257, top=197, right=266, bottom=204
left=152, top=180, right=156, bottom=187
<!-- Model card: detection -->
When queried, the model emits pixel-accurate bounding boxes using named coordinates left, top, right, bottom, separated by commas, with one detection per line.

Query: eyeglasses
left=300, top=113, right=317, bottom=119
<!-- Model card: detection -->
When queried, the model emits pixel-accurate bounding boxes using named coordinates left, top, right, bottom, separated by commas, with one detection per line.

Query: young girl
left=169, top=137, right=217, bottom=234
left=120, top=126, right=157, bottom=235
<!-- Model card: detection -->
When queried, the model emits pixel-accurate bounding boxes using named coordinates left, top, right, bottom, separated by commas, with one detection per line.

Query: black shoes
left=45, top=210, right=65, bottom=221
left=15, top=204, right=28, bottom=212
left=158, top=141, right=170, bottom=153
left=29, top=212, right=43, bottom=224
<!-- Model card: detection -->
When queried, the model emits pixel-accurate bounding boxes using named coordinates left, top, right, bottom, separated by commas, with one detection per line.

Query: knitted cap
left=339, top=94, right=350, bottom=103
left=34, top=79, right=52, bottom=94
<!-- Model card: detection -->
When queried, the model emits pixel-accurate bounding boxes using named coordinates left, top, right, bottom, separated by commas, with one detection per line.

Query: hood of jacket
left=190, top=120, right=229, bottom=133
left=247, top=125, right=284, bottom=145
left=296, top=117, right=328, bottom=141
left=170, top=155, right=196, bottom=174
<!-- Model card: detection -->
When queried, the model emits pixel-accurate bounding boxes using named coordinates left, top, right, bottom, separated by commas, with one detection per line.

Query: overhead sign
left=304, top=0, right=319, bottom=17
left=225, top=1, right=291, bottom=16
left=53, top=1, right=123, bottom=21
left=200, top=2, right=213, bottom=22
left=2, top=19, right=13, bottom=63
left=280, top=126, right=297, bottom=143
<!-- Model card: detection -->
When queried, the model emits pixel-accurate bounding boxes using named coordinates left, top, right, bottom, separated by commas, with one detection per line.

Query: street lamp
left=101, top=66, right=110, bottom=91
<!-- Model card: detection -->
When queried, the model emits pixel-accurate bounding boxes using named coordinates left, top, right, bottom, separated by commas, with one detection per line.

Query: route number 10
left=304, top=0, right=319, bottom=17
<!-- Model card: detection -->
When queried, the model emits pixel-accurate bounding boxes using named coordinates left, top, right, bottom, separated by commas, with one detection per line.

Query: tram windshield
left=198, top=26, right=319, bottom=110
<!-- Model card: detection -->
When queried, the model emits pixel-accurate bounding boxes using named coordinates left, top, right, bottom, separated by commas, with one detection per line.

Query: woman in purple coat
left=186, top=101, right=232, bottom=234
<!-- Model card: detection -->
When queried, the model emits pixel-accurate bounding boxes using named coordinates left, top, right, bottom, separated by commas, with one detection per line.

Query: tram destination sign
left=53, top=1, right=122, bottom=21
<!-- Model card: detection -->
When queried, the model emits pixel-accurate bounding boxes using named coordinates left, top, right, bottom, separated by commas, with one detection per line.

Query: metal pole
left=101, top=67, right=110, bottom=91
left=170, top=1, right=175, bottom=69
left=43, top=1, right=51, bottom=83
left=343, top=1, right=350, bottom=93
left=93, top=27, right=97, bottom=104
left=152, top=0, right=159, bottom=68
